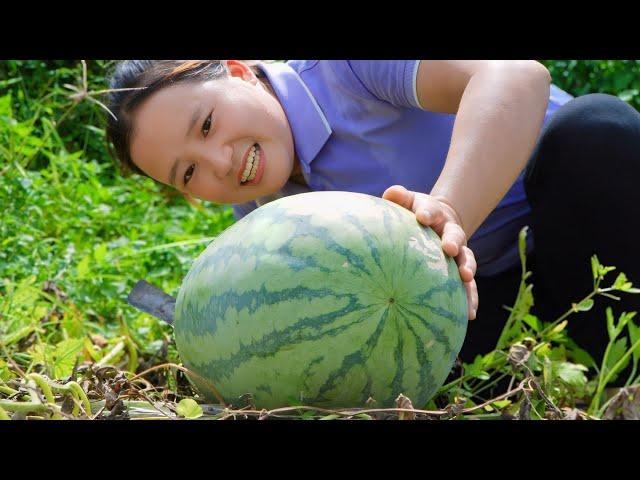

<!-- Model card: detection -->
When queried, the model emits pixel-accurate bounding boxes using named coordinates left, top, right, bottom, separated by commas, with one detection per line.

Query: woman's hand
left=382, top=185, right=478, bottom=321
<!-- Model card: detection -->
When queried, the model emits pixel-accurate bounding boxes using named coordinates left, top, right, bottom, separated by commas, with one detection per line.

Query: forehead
left=134, top=81, right=213, bottom=128
left=129, top=81, right=217, bottom=181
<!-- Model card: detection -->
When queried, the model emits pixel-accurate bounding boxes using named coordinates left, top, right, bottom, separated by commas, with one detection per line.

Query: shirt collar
left=258, top=62, right=332, bottom=174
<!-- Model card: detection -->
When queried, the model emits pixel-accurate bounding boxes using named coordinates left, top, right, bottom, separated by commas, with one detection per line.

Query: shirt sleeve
left=346, top=60, right=422, bottom=109
left=232, top=201, right=257, bottom=221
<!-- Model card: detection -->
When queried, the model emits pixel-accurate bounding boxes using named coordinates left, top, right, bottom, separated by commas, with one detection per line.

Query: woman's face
left=129, top=61, right=297, bottom=204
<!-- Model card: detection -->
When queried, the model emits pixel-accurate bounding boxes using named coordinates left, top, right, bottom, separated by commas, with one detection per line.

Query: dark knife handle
left=127, top=280, right=176, bottom=325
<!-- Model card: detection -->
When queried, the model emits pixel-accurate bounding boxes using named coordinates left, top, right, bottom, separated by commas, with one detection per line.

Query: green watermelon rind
left=174, top=191, right=467, bottom=409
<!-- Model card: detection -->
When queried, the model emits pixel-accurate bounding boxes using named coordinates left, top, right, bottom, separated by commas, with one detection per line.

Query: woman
left=106, top=60, right=640, bottom=370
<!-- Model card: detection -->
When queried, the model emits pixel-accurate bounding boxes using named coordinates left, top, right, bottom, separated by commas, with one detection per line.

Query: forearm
left=430, top=61, right=551, bottom=238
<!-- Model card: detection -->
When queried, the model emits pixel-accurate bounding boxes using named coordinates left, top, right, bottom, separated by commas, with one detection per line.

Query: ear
left=225, top=60, right=258, bottom=85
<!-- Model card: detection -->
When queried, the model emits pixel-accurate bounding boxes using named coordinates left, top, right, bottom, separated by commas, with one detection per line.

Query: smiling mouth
left=240, top=143, right=264, bottom=186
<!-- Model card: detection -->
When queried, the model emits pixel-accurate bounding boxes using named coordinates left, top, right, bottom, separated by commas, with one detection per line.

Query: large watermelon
left=174, top=191, right=468, bottom=409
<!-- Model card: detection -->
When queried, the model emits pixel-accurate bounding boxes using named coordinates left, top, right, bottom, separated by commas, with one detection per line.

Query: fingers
left=457, top=246, right=478, bottom=321
left=440, top=222, right=467, bottom=257
left=382, top=185, right=415, bottom=211
left=382, top=185, right=477, bottom=321
left=383, top=185, right=446, bottom=227
left=415, top=200, right=446, bottom=228
left=465, top=278, right=478, bottom=321
left=456, top=246, right=477, bottom=282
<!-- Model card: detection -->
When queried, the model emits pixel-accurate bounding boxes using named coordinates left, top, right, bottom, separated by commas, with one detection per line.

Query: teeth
left=241, top=144, right=261, bottom=183
left=243, top=159, right=253, bottom=176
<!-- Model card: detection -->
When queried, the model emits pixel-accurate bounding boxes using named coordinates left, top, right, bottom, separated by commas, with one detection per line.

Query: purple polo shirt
left=233, top=60, right=573, bottom=276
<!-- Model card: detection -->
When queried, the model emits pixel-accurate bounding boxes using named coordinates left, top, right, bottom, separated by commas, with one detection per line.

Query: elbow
left=508, top=60, right=551, bottom=94
left=482, top=60, right=551, bottom=100
left=522, top=60, right=552, bottom=88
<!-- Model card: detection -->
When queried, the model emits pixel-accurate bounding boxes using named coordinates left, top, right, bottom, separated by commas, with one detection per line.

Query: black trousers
left=459, top=93, right=640, bottom=382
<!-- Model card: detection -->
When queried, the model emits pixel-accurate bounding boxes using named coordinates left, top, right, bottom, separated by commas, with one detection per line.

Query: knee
left=542, top=93, right=640, bottom=145
left=525, top=93, right=640, bottom=198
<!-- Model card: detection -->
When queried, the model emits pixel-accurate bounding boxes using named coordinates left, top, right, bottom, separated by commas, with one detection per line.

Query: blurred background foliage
left=541, top=60, right=640, bottom=106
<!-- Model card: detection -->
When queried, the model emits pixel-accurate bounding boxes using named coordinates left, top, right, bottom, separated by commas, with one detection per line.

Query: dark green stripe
left=180, top=284, right=361, bottom=337
left=256, top=384, right=272, bottom=395
left=408, top=280, right=467, bottom=326
left=193, top=298, right=377, bottom=381
left=395, top=302, right=455, bottom=359
left=311, top=307, right=390, bottom=403
left=301, top=355, right=326, bottom=392
left=342, top=211, right=386, bottom=281
left=383, top=311, right=405, bottom=406
left=399, top=314, right=438, bottom=406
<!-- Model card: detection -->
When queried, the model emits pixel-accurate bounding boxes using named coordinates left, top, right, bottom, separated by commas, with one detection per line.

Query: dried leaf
left=395, top=394, right=415, bottom=420
left=603, top=386, right=640, bottom=420
left=42, top=280, right=69, bottom=301
left=104, top=384, right=119, bottom=410
left=508, top=344, right=530, bottom=367
left=90, top=334, right=108, bottom=348
left=105, top=399, right=128, bottom=420
left=518, top=397, right=531, bottom=420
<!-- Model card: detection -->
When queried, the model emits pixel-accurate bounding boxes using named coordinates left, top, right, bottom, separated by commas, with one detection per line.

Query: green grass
left=1, top=60, right=640, bottom=420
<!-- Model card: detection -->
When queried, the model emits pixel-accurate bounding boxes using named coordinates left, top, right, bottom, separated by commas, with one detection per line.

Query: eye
left=202, top=111, right=213, bottom=137
left=184, top=164, right=195, bottom=185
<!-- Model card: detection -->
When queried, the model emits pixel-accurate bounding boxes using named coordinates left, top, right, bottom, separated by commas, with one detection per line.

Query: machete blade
left=127, top=280, right=176, bottom=325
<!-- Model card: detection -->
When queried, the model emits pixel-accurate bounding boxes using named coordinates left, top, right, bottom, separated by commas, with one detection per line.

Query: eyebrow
left=168, top=106, right=203, bottom=187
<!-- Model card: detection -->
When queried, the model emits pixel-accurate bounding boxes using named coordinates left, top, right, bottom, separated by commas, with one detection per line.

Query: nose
left=193, top=143, right=234, bottom=180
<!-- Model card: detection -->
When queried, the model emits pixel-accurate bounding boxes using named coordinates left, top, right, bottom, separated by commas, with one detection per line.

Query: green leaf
left=29, top=344, right=51, bottom=368
left=609, top=311, right=636, bottom=341
left=543, top=356, right=554, bottom=391
left=567, top=341, right=597, bottom=369
left=354, top=413, right=373, bottom=420
left=613, top=272, right=628, bottom=290
left=551, top=320, right=568, bottom=334
left=592, top=256, right=616, bottom=281
left=1, top=325, right=35, bottom=346
left=522, top=314, right=541, bottom=333
left=465, top=355, right=491, bottom=380
left=10, top=276, right=38, bottom=309
left=94, top=243, right=108, bottom=263
left=591, top=256, right=599, bottom=282
left=518, top=226, right=529, bottom=263
left=76, top=255, right=90, bottom=279
left=176, top=398, right=203, bottom=419
left=62, top=310, right=85, bottom=338
left=0, top=92, right=12, bottom=117
left=605, top=337, right=630, bottom=383
left=618, top=89, right=639, bottom=102
left=627, top=319, right=640, bottom=365
left=319, top=414, right=340, bottom=420
left=300, top=410, right=317, bottom=420
left=556, top=362, right=588, bottom=387
left=574, top=299, right=594, bottom=312
left=492, top=400, right=512, bottom=409
left=53, top=338, right=84, bottom=379
left=606, top=307, right=616, bottom=341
